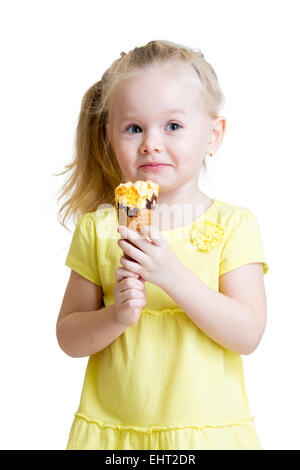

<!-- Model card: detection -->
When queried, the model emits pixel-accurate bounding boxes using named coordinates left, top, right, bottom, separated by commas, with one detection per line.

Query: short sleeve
left=64, top=213, right=101, bottom=286
left=219, top=208, right=269, bottom=276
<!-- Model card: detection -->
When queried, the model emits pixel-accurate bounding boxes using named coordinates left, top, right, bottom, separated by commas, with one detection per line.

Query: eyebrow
left=119, top=109, right=187, bottom=123
left=162, top=109, right=187, bottom=115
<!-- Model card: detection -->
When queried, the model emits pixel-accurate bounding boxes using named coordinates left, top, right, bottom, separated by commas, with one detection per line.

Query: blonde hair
left=55, top=39, right=225, bottom=230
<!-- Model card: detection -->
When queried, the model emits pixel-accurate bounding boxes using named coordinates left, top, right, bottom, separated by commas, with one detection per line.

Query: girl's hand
left=113, top=265, right=147, bottom=327
left=117, top=224, right=180, bottom=291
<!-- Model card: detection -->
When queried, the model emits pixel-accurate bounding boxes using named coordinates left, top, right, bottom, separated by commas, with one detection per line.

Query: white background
left=0, top=0, right=299, bottom=450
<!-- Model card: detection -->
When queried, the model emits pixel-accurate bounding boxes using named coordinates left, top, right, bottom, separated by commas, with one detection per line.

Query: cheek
left=175, top=147, right=195, bottom=165
left=118, top=156, right=134, bottom=175
left=114, top=142, right=134, bottom=164
left=114, top=147, right=138, bottom=179
left=176, top=151, right=202, bottom=174
left=175, top=133, right=206, bottom=160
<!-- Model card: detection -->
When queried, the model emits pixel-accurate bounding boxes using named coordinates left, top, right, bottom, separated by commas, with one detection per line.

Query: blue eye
left=127, top=125, right=142, bottom=134
left=126, top=122, right=181, bottom=133
left=166, top=122, right=181, bottom=131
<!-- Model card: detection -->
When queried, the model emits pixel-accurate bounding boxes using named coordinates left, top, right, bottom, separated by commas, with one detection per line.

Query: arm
left=56, top=270, right=127, bottom=358
left=162, top=262, right=267, bottom=355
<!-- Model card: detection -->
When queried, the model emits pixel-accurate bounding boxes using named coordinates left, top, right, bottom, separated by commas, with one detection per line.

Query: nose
left=139, top=130, right=163, bottom=153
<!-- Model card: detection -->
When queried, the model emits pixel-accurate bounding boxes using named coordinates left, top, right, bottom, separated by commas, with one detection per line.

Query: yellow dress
left=64, top=199, right=269, bottom=450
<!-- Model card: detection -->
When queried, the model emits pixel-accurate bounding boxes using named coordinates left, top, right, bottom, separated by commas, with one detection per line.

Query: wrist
left=111, top=303, right=122, bottom=326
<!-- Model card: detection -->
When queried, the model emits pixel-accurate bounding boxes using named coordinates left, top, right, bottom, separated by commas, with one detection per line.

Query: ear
left=208, top=116, right=226, bottom=151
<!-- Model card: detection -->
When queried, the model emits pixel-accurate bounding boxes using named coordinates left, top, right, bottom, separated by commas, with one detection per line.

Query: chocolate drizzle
left=145, top=194, right=157, bottom=209
left=117, top=194, right=157, bottom=218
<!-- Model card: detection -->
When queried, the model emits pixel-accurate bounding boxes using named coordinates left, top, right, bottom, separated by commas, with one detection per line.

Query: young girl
left=56, top=40, right=269, bottom=450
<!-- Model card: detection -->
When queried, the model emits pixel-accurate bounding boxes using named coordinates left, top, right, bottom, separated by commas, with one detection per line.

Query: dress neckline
left=159, top=198, right=218, bottom=233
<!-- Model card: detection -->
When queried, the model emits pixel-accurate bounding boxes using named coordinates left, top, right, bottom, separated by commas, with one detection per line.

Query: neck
left=155, top=184, right=208, bottom=212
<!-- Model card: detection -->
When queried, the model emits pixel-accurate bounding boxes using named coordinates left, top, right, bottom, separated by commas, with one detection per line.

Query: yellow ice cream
left=115, top=180, right=159, bottom=210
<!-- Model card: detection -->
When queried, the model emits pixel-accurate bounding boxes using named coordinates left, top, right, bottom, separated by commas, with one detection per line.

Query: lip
left=139, top=164, right=171, bottom=170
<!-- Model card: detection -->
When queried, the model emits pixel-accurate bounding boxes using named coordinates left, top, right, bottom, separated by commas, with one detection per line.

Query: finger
left=118, top=225, right=147, bottom=247
left=140, top=224, right=163, bottom=246
left=120, top=287, right=145, bottom=303
left=120, top=256, right=141, bottom=276
left=118, top=239, right=147, bottom=264
left=120, top=277, right=144, bottom=293
left=123, top=298, right=147, bottom=309
left=115, top=267, right=139, bottom=282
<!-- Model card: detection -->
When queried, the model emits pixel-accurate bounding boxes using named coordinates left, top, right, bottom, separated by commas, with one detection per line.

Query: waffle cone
left=118, top=207, right=153, bottom=232
left=118, top=207, right=154, bottom=261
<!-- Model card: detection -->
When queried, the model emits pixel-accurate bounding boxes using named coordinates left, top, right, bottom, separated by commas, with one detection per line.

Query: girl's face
left=106, top=63, right=224, bottom=196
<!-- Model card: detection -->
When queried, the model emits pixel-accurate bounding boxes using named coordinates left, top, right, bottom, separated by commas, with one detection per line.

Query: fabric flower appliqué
left=187, top=220, right=224, bottom=252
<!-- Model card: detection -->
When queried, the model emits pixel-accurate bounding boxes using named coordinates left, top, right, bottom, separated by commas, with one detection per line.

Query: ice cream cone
left=115, top=180, right=159, bottom=262
left=118, top=207, right=153, bottom=261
